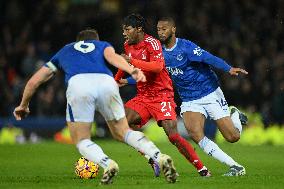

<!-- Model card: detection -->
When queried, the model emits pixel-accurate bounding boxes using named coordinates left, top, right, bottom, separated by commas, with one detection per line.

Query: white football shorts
left=66, top=73, right=125, bottom=122
left=180, top=87, right=230, bottom=120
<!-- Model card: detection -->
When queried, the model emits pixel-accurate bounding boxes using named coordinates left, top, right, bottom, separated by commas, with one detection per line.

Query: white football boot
left=100, top=160, right=119, bottom=184
left=159, top=154, right=178, bottom=183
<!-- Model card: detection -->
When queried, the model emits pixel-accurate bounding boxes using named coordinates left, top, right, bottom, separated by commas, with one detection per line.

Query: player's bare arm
left=229, top=67, right=248, bottom=76
left=121, top=53, right=131, bottom=63
left=104, top=47, right=146, bottom=82
left=14, top=67, right=54, bottom=120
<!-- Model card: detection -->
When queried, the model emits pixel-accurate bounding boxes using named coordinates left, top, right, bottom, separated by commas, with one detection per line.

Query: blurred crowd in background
left=1, top=0, right=284, bottom=127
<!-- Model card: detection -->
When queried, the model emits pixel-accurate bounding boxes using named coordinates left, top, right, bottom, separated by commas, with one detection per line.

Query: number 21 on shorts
left=160, top=102, right=172, bottom=117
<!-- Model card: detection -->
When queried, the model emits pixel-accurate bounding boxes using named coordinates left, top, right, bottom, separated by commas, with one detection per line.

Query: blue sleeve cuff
left=126, top=77, right=136, bottom=85
left=223, top=62, right=232, bottom=72
left=205, top=55, right=232, bottom=72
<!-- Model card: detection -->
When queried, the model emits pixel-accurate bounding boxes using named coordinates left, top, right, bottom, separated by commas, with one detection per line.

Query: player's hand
left=229, top=67, right=248, bottom=76
left=118, top=79, right=128, bottom=87
left=13, top=105, right=30, bottom=120
left=121, top=54, right=131, bottom=63
left=130, top=68, right=146, bottom=82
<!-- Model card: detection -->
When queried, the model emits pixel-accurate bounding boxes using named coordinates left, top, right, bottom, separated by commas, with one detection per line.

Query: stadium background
left=0, top=0, right=284, bottom=143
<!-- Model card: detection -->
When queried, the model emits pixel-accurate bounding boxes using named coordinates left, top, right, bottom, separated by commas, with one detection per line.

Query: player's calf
left=215, top=117, right=240, bottom=143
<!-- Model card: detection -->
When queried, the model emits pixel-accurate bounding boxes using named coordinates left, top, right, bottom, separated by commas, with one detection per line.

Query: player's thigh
left=67, top=121, right=92, bottom=144
left=180, top=100, right=207, bottom=133
left=124, top=108, right=142, bottom=130
left=125, top=97, right=151, bottom=127
left=182, top=111, right=206, bottom=142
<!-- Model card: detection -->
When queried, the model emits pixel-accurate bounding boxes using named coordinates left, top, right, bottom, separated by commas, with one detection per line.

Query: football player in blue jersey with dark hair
left=157, top=17, right=248, bottom=176
left=13, top=29, right=178, bottom=184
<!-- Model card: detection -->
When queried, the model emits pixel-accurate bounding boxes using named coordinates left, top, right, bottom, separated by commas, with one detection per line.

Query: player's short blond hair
left=76, top=29, right=99, bottom=41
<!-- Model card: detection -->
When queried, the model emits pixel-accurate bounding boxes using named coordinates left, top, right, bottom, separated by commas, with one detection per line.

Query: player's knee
left=226, top=132, right=240, bottom=143
left=161, top=120, right=178, bottom=136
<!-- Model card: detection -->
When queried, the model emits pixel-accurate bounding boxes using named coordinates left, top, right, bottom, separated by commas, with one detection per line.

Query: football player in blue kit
left=13, top=29, right=178, bottom=184
left=157, top=17, right=248, bottom=176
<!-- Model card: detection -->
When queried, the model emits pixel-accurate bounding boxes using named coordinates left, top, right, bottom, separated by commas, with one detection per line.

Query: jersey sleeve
left=114, top=69, right=125, bottom=81
left=130, top=37, right=164, bottom=73
left=44, top=51, right=61, bottom=72
left=145, top=37, right=164, bottom=63
left=126, top=76, right=136, bottom=85
left=102, top=41, right=112, bottom=49
left=184, top=40, right=231, bottom=72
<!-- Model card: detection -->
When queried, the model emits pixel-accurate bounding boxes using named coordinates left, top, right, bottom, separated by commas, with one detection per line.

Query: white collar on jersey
left=163, top=38, right=179, bottom=51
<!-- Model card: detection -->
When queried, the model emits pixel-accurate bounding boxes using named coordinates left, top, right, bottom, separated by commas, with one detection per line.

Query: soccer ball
left=75, top=157, right=100, bottom=179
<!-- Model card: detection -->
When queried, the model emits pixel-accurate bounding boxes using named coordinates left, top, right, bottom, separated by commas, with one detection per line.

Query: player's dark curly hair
left=123, top=13, right=146, bottom=31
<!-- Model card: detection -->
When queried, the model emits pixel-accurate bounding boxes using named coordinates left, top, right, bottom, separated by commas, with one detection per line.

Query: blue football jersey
left=45, top=40, right=113, bottom=83
left=163, top=38, right=231, bottom=102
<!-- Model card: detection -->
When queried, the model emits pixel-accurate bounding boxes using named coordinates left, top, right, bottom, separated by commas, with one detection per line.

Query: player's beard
left=160, top=33, right=173, bottom=46
left=127, top=39, right=134, bottom=45
left=127, top=37, right=138, bottom=45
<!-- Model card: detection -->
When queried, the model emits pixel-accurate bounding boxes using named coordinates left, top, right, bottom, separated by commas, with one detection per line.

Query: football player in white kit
left=13, top=29, right=177, bottom=184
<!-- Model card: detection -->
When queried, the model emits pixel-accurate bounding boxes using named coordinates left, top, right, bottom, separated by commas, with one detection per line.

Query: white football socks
left=231, top=111, right=242, bottom=134
left=77, top=139, right=111, bottom=169
left=199, top=136, right=240, bottom=167
left=124, top=129, right=161, bottom=162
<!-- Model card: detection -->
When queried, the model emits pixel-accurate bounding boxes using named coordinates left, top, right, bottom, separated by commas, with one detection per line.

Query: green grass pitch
left=0, top=139, right=283, bottom=189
